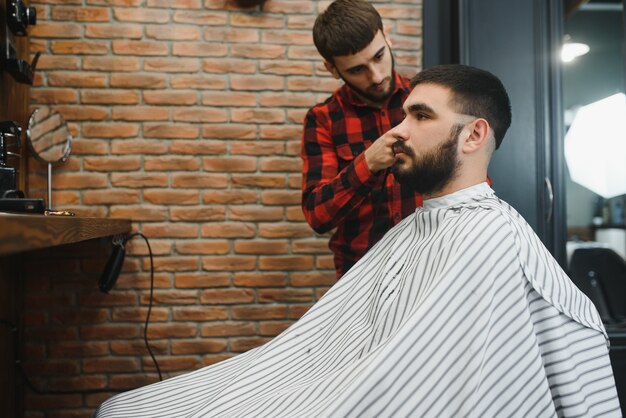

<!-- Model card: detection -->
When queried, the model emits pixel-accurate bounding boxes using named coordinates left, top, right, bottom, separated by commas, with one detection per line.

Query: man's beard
left=391, top=124, right=463, bottom=195
left=339, top=56, right=396, bottom=105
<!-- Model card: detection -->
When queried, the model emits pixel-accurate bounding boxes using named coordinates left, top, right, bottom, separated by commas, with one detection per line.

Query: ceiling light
left=561, top=42, right=590, bottom=63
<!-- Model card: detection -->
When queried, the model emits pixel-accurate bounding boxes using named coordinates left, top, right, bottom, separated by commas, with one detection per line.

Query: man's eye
left=416, top=113, right=429, bottom=120
left=348, top=67, right=363, bottom=75
left=374, top=53, right=384, bottom=62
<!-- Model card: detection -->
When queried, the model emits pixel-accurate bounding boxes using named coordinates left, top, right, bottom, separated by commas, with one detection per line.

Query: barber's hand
left=364, top=132, right=398, bottom=173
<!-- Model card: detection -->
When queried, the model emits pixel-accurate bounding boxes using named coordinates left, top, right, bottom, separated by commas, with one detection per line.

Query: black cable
left=125, top=232, right=163, bottom=382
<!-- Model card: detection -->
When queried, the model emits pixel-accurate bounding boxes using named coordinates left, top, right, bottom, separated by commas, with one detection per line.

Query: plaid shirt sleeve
left=301, top=106, right=382, bottom=234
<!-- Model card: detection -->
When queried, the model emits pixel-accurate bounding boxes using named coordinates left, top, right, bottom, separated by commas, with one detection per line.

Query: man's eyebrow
left=406, top=103, right=435, bottom=115
left=345, top=46, right=386, bottom=73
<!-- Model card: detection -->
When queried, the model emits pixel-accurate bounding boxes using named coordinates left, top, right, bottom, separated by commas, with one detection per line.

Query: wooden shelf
left=0, top=213, right=131, bottom=255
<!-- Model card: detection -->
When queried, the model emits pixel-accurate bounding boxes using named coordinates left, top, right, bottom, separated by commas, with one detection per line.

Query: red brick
left=202, top=124, right=256, bottom=139
left=231, top=305, right=288, bottom=320
left=233, top=272, right=287, bottom=287
left=174, top=272, right=230, bottom=288
left=316, top=255, right=335, bottom=269
left=81, top=89, right=140, bottom=105
left=203, top=27, right=258, bottom=43
left=230, top=337, right=269, bottom=352
left=110, top=74, right=168, bottom=89
left=229, top=206, right=283, bottom=222
left=144, top=156, right=201, bottom=171
left=234, top=240, right=289, bottom=255
left=201, top=222, right=256, bottom=238
left=259, top=92, right=315, bottom=107
left=170, top=140, right=227, bottom=155
left=202, top=157, right=256, bottom=172
left=172, top=306, right=228, bottom=320
left=231, top=75, right=284, bottom=91
left=259, top=125, right=303, bottom=140
left=141, top=222, right=199, bottom=237
left=262, top=30, right=311, bottom=45
left=201, top=256, right=256, bottom=271
left=202, top=190, right=257, bottom=204
left=48, top=71, right=107, bottom=87
left=202, top=91, right=256, bottom=107
left=203, top=59, right=257, bottom=74
left=230, top=14, right=283, bottom=28
left=146, top=25, right=201, bottom=40
left=30, top=23, right=82, bottom=38
left=292, top=239, right=332, bottom=254
left=144, top=289, right=199, bottom=305
left=146, top=323, right=197, bottom=339
left=112, top=40, right=169, bottom=55
left=173, top=11, right=227, bottom=25
left=258, top=288, right=313, bottom=303
left=52, top=7, right=111, bottom=21
left=36, top=55, right=81, bottom=70
left=48, top=341, right=109, bottom=358
left=170, top=207, right=226, bottom=222
left=176, top=240, right=230, bottom=255
left=83, top=57, right=141, bottom=71
left=258, top=223, right=313, bottom=238
left=84, top=156, right=141, bottom=171
left=173, top=42, right=228, bottom=57
left=86, top=24, right=143, bottom=39
left=111, top=307, right=169, bottom=322
left=31, top=89, right=78, bottom=104
left=230, top=141, right=285, bottom=156
left=111, top=173, right=168, bottom=187
left=114, top=8, right=170, bottom=23
left=80, top=325, right=140, bottom=340
left=51, top=40, right=109, bottom=54
left=144, top=123, right=200, bottom=138
left=259, top=256, right=313, bottom=271
left=83, top=358, right=140, bottom=373
left=148, top=0, right=202, bottom=8
left=143, top=356, right=200, bottom=372
left=260, top=157, right=302, bottom=172
left=53, top=172, right=108, bottom=189
left=231, top=174, right=285, bottom=188
left=53, top=105, right=109, bottom=121
left=112, top=139, right=169, bottom=154
left=145, top=58, right=200, bottom=72
left=200, top=289, right=255, bottom=304
left=171, top=339, right=227, bottom=355
left=232, top=108, right=285, bottom=123
left=144, top=91, right=198, bottom=105
left=171, top=173, right=228, bottom=188
left=83, top=123, right=139, bottom=138
left=83, top=189, right=141, bottom=205
left=264, top=1, right=314, bottom=14
left=231, top=44, right=285, bottom=59
left=172, top=107, right=228, bottom=122
left=110, top=206, right=169, bottom=221
left=200, top=322, right=255, bottom=337
left=260, top=190, right=300, bottom=205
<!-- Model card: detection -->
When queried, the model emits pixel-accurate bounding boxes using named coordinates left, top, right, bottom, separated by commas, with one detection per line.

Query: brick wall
left=23, top=0, right=422, bottom=416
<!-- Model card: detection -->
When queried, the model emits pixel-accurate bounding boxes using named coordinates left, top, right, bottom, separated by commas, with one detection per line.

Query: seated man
left=95, top=65, right=620, bottom=417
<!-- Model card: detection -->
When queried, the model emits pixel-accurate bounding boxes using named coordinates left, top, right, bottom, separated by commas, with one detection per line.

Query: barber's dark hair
left=411, top=64, right=512, bottom=149
left=313, top=0, right=384, bottom=64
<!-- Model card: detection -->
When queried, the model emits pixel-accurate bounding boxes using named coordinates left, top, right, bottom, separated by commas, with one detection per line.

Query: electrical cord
left=0, top=232, right=162, bottom=394
left=125, top=232, right=163, bottom=382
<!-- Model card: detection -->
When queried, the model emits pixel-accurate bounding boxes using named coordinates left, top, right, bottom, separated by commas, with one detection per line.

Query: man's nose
left=370, top=65, right=384, bottom=85
left=390, top=120, right=409, bottom=141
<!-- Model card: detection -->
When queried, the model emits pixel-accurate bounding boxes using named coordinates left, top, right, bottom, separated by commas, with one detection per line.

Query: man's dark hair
left=313, top=0, right=384, bottom=64
left=411, top=64, right=512, bottom=149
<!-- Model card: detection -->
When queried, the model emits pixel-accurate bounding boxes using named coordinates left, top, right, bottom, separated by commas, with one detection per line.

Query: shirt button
left=381, top=111, right=386, bottom=116
left=394, top=213, right=400, bottom=220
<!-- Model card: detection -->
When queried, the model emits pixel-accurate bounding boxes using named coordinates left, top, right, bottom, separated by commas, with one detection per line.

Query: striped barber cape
left=96, top=183, right=621, bottom=418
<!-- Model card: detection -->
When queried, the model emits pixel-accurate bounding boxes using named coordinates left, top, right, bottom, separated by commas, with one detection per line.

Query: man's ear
left=462, top=118, right=491, bottom=154
left=323, top=61, right=340, bottom=79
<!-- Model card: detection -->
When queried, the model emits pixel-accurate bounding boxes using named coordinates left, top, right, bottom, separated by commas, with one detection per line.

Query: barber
left=301, top=0, right=422, bottom=278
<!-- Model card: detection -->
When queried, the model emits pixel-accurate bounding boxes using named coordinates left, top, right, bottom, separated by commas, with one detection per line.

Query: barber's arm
left=301, top=109, right=386, bottom=234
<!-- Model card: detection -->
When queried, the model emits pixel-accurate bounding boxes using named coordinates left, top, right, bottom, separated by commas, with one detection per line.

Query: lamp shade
left=564, top=93, right=626, bottom=199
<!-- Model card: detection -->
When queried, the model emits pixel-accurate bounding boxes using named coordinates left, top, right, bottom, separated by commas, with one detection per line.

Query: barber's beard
left=339, top=57, right=396, bottom=105
left=392, top=124, right=463, bottom=195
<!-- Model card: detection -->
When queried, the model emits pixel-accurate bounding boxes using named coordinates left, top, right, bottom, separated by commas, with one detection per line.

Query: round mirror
left=26, top=107, right=72, bottom=210
left=27, top=106, right=72, bottom=165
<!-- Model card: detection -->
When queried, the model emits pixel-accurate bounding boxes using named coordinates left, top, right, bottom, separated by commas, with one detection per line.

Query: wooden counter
left=0, top=213, right=131, bottom=255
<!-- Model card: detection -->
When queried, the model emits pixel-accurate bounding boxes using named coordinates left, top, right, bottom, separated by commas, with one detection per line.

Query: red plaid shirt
left=301, top=72, right=423, bottom=278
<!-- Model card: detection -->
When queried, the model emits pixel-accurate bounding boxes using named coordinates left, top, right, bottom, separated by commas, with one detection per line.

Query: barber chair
left=568, top=247, right=626, bottom=414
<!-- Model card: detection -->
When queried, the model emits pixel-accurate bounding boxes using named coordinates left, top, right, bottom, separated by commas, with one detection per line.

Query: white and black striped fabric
left=96, top=183, right=621, bottom=417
